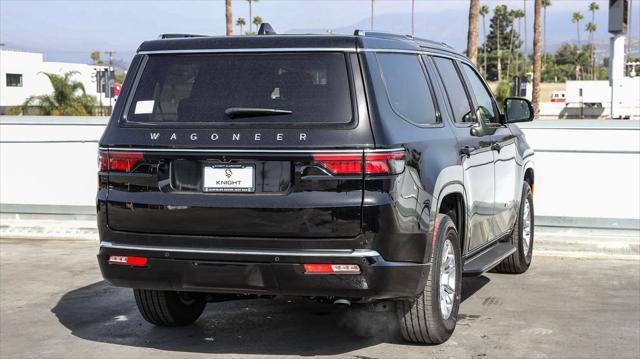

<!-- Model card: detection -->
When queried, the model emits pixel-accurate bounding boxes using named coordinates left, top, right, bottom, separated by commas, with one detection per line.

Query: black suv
left=97, top=27, right=535, bottom=344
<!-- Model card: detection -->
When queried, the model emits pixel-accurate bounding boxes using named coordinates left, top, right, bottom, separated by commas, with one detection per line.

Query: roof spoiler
left=158, top=34, right=207, bottom=39
left=258, top=23, right=277, bottom=35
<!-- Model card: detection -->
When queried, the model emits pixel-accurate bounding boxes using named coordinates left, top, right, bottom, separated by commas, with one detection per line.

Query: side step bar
left=463, top=242, right=516, bottom=276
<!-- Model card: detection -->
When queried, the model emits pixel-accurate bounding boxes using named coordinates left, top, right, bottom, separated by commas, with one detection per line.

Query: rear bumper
left=97, top=241, right=430, bottom=301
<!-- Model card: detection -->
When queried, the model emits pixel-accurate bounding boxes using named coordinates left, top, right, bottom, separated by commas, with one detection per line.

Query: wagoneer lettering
left=97, top=26, right=535, bottom=345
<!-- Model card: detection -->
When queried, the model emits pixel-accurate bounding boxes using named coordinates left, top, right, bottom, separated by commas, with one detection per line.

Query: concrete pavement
left=0, top=238, right=639, bottom=358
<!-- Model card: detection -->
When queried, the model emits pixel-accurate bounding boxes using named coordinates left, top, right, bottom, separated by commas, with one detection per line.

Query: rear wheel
left=495, top=181, right=534, bottom=274
left=396, top=214, right=462, bottom=344
left=134, top=289, right=206, bottom=326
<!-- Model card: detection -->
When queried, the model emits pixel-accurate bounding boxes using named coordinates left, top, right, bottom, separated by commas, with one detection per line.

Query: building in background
left=0, top=49, right=107, bottom=114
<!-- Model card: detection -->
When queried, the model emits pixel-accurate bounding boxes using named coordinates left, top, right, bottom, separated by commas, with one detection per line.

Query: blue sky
left=1, top=0, right=638, bottom=64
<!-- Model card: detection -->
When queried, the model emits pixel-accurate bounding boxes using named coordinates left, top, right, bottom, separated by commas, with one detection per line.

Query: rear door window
left=376, top=53, right=438, bottom=125
left=432, top=57, right=474, bottom=123
left=124, top=53, right=353, bottom=126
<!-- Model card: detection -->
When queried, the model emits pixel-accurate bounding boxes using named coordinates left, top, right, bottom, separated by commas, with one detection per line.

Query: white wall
left=0, top=50, right=106, bottom=108
left=0, top=117, right=639, bottom=229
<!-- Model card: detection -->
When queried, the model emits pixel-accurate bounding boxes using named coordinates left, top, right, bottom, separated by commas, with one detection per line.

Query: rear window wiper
left=224, top=107, right=293, bottom=119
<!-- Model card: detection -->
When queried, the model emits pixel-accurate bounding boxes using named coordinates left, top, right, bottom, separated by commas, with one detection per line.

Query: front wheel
left=495, top=181, right=534, bottom=274
left=396, top=214, right=462, bottom=344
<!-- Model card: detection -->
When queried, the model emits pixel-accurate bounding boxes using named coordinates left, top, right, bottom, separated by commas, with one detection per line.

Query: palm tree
left=225, top=0, right=233, bottom=36
left=246, top=0, right=259, bottom=32
left=371, top=0, right=375, bottom=29
left=467, top=0, right=480, bottom=65
left=22, top=71, right=97, bottom=116
left=541, top=0, right=551, bottom=56
left=532, top=0, right=542, bottom=115
left=586, top=22, right=597, bottom=79
left=480, top=4, right=490, bottom=76
left=588, top=2, right=599, bottom=24
left=90, top=51, right=104, bottom=65
left=236, top=17, right=246, bottom=34
left=572, top=12, right=584, bottom=45
left=523, top=0, right=527, bottom=56
left=252, top=16, right=263, bottom=31
left=510, top=9, right=525, bottom=77
left=587, top=2, right=599, bottom=80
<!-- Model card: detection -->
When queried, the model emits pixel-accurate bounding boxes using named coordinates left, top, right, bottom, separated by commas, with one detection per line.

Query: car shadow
left=51, top=277, right=490, bottom=355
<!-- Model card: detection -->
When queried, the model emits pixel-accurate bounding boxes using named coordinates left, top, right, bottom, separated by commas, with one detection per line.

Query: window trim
left=375, top=52, right=443, bottom=128
left=429, top=55, right=478, bottom=128
left=457, top=61, right=504, bottom=127
left=5, top=73, right=23, bottom=87
left=119, top=52, right=359, bottom=129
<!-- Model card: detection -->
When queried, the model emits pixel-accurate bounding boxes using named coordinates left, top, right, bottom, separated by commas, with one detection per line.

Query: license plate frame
left=203, top=164, right=255, bottom=193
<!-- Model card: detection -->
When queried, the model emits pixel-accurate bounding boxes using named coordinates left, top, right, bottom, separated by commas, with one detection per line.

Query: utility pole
left=608, top=0, right=629, bottom=119
left=104, top=51, right=114, bottom=115
left=524, top=0, right=528, bottom=64
left=411, top=0, right=415, bottom=36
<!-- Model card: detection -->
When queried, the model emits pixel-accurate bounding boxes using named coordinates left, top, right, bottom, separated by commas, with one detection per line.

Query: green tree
left=21, top=71, right=97, bottom=116
left=510, top=9, right=525, bottom=77
left=586, top=22, right=597, bottom=78
left=246, top=0, right=259, bottom=32
left=587, top=2, right=599, bottom=80
left=90, top=51, right=104, bottom=65
left=483, top=5, right=519, bottom=81
left=252, top=16, right=263, bottom=30
left=236, top=17, right=246, bottom=34
left=479, top=4, right=490, bottom=75
left=541, top=0, right=551, bottom=55
left=572, top=12, right=584, bottom=45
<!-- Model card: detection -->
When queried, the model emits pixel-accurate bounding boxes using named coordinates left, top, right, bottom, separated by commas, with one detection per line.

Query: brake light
left=364, top=152, right=405, bottom=174
left=312, top=150, right=405, bottom=175
left=98, top=150, right=143, bottom=172
left=304, top=263, right=361, bottom=274
left=108, top=255, right=148, bottom=266
left=312, top=153, right=363, bottom=175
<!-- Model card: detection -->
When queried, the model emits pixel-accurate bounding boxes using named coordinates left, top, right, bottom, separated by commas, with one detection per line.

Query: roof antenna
left=258, top=23, right=277, bottom=35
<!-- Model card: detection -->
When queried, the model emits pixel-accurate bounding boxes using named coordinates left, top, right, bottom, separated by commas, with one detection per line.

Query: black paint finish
left=97, top=33, right=534, bottom=301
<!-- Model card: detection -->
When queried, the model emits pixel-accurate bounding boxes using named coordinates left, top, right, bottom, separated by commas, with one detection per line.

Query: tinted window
left=125, top=53, right=352, bottom=125
left=461, top=63, right=498, bottom=123
left=432, top=57, right=473, bottom=123
left=377, top=53, right=437, bottom=125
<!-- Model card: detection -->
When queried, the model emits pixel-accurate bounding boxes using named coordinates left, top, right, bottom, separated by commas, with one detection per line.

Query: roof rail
left=353, top=30, right=411, bottom=41
left=158, top=34, right=207, bottom=39
left=354, top=30, right=455, bottom=50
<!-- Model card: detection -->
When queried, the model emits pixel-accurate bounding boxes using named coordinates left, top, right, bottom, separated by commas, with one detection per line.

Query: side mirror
left=504, top=97, right=534, bottom=123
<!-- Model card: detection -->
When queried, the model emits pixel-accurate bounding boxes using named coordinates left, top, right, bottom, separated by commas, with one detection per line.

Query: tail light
left=313, top=150, right=405, bottom=175
left=108, top=255, right=148, bottom=266
left=304, top=263, right=361, bottom=274
left=98, top=150, right=143, bottom=172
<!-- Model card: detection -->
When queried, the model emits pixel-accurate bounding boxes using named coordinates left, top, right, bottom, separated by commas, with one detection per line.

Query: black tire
left=495, top=181, right=534, bottom=274
left=134, top=289, right=206, bottom=326
left=396, top=214, right=462, bottom=344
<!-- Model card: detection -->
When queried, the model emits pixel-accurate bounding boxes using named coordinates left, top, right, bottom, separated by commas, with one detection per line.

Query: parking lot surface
left=1, top=238, right=639, bottom=359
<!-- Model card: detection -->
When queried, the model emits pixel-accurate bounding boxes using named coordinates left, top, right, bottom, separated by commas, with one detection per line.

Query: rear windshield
left=123, top=53, right=353, bottom=126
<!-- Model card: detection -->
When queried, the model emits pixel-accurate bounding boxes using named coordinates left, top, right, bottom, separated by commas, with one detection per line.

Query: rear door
left=429, top=56, right=497, bottom=252
left=100, top=51, right=374, bottom=238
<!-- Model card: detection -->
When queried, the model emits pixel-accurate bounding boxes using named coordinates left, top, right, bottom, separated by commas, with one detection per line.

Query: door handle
left=491, top=143, right=503, bottom=153
left=459, top=146, right=476, bottom=157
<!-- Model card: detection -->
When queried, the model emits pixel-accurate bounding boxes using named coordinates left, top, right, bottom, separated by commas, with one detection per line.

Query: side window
left=461, top=63, right=499, bottom=124
left=432, top=57, right=474, bottom=123
left=377, top=53, right=437, bottom=125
